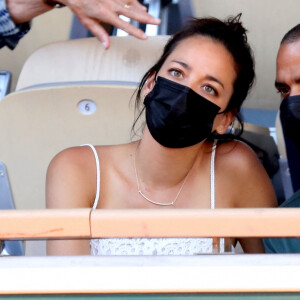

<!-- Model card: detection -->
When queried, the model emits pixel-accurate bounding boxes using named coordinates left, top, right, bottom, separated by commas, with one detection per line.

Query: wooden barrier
left=1, top=208, right=300, bottom=295
left=1, top=208, right=300, bottom=239
left=0, top=209, right=91, bottom=239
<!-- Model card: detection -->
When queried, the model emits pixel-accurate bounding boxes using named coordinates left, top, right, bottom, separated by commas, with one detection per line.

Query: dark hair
left=132, top=14, right=255, bottom=139
left=281, top=23, right=300, bottom=45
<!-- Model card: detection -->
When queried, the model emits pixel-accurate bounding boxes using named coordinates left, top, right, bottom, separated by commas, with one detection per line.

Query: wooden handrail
left=1, top=208, right=300, bottom=294
left=91, top=208, right=300, bottom=238
left=0, top=209, right=90, bottom=239
left=1, top=208, right=300, bottom=240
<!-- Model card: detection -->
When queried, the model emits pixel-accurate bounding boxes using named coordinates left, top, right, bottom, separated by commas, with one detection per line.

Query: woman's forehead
left=163, top=36, right=237, bottom=84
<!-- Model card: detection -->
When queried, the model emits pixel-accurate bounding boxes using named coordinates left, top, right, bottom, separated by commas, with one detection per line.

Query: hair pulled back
left=133, top=14, right=255, bottom=138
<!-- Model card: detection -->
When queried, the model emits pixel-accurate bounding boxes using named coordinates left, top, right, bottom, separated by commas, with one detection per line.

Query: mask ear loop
left=226, top=121, right=235, bottom=135
left=215, top=106, right=238, bottom=135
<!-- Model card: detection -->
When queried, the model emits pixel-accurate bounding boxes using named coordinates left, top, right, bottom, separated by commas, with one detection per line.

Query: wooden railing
left=1, top=208, right=300, bottom=295
left=1, top=208, right=300, bottom=239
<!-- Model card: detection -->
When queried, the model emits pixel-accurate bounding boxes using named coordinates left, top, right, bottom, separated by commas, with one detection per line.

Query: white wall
left=192, top=0, right=300, bottom=110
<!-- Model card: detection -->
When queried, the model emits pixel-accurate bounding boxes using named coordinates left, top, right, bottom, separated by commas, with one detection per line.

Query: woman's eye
left=170, top=69, right=183, bottom=78
left=203, top=85, right=216, bottom=95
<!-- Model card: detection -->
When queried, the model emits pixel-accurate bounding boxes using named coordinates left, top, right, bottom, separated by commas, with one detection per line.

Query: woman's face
left=144, top=35, right=237, bottom=135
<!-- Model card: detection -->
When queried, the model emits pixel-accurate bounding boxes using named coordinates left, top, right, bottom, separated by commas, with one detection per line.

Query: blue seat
left=0, top=162, right=24, bottom=255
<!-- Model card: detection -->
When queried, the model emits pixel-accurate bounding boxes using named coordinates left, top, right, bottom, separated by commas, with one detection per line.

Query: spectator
left=46, top=15, right=276, bottom=256
left=264, top=23, right=300, bottom=253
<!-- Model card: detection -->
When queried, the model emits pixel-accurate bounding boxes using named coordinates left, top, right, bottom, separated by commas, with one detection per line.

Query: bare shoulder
left=46, top=143, right=135, bottom=209
left=46, top=145, right=103, bottom=209
left=216, top=140, right=261, bottom=169
left=47, top=144, right=120, bottom=173
left=47, top=146, right=97, bottom=180
left=215, top=140, right=277, bottom=208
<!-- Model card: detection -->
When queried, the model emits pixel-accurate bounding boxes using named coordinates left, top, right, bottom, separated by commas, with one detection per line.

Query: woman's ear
left=143, top=73, right=156, bottom=97
left=215, top=111, right=236, bottom=135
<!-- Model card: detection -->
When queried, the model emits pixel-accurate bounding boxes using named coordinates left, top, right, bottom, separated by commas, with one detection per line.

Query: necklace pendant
left=133, top=143, right=190, bottom=207
left=138, top=190, right=175, bottom=206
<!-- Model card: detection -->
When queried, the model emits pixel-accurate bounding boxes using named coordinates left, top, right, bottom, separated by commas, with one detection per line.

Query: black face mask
left=144, top=76, right=221, bottom=148
left=280, top=95, right=300, bottom=151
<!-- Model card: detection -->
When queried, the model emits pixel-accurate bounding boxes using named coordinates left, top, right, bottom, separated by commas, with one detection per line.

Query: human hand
left=60, top=0, right=161, bottom=49
left=6, top=0, right=53, bottom=25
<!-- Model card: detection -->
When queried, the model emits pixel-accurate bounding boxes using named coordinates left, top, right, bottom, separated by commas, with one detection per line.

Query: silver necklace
left=133, top=145, right=191, bottom=206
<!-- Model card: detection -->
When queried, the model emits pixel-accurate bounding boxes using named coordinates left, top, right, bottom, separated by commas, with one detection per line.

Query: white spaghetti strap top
left=81, top=144, right=100, bottom=210
left=83, top=141, right=228, bottom=255
left=210, top=140, right=217, bottom=209
left=83, top=141, right=218, bottom=211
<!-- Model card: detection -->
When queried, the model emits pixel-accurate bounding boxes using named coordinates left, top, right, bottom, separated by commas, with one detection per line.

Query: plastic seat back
left=16, top=36, right=169, bottom=90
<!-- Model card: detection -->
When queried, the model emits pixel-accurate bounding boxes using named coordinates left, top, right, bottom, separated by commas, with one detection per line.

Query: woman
left=46, top=14, right=276, bottom=255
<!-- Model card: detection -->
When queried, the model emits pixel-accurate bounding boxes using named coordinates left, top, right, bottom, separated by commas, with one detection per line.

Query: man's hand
left=6, top=0, right=161, bottom=50
left=59, top=0, right=161, bottom=49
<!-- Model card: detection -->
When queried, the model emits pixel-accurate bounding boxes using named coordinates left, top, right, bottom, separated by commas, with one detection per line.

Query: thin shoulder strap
left=81, top=144, right=100, bottom=210
left=210, top=140, right=218, bottom=209
left=210, top=140, right=227, bottom=253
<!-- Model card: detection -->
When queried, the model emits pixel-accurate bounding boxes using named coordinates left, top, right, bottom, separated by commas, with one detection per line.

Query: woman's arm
left=46, top=147, right=97, bottom=255
left=217, top=141, right=277, bottom=253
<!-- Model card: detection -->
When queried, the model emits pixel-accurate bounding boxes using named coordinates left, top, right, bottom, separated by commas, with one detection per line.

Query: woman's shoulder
left=215, top=139, right=259, bottom=167
left=48, top=145, right=101, bottom=173
left=48, top=143, right=131, bottom=173
left=46, top=143, right=132, bottom=207
left=213, top=139, right=263, bottom=189
left=46, top=146, right=98, bottom=208
left=214, top=139, right=277, bottom=208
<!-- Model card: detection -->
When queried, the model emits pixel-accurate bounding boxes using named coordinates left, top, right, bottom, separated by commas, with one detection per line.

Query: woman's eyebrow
left=171, top=60, right=191, bottom=70
left=171, top=60, right=224, bottom=89
left=205, top=75, right=224, bottom=89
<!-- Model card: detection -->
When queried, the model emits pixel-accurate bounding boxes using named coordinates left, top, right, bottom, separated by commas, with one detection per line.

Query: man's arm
left=0, top=0, right=32, bottom=50
left=6, top=0, right=52, bottom=24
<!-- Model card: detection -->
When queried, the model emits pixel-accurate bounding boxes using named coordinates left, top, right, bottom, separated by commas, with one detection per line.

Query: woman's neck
left=134, top=128, right=206, bottom=190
